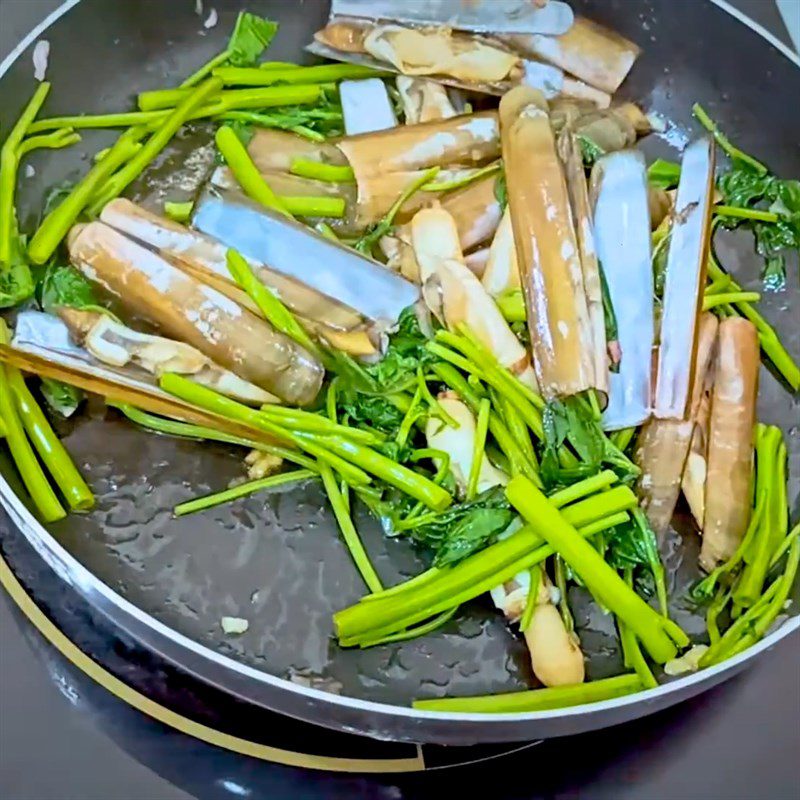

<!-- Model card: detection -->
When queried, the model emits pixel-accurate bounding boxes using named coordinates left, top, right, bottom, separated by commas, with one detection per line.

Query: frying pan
left=0, top=0, right=797, bottom=746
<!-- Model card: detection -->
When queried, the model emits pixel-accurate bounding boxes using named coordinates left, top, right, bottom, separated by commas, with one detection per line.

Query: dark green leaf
left=338, top=392, right=406, bottom=435
left=39, top=264, right=97, bottom=313
left=227, top=12, right=278, bottom=67
left=406, top=485, right=514, bottom=566
left=40, top=378, right=83, bottom=418
left=0, top=215, right=34, bottom=308
left=578, top=135, right=605, bottom=168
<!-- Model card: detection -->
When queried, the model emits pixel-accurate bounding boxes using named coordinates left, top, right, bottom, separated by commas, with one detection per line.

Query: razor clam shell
left=100, top=199, right=364, bottom=334
left=331, top=0, right=574, bottom=36
left=192, top=188, right=419, bottom=327
left=654, top=137, right=715, bottom=420
left=591, top=150, right=654, bottom=430
left=340, top=78, right=398, bottom=135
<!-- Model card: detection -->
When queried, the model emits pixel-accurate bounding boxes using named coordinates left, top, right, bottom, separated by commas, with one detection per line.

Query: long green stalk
left=335, top=490, right=636, bottom=644
left=17, top=128, right=81, bottom=157
left=431, top=362, right=540, bottom=485
left=0, top=82, right=50, bottom=264
left=466, top=398, right=490, bottom=500
left=320, top=463, right=383, bottom=593
left=159, top=374, right=369, bottom=486
left=7, top=369, right=93, bottom=512
left=174, top=469, right=315, bottom=517
left=310, top=433, right=452, bottom=511
left=0, top=364, right=64, bottom=522
left=359, top=606, right=459, bottom=648
left=519, top=565, right=541, bottom=632
left=496, top=289, right=526, bottom=323
left=422, top=162, right=502, bottom=193
left=138, top=83, right=320, bottom=112
left=27, top=126, right=146, bottom=263
left=618, top=568, right=659, bottom=689
left=181, top=49, right=233, bottom=88
left=216, top=125, right=291, bottom=217
left=692, top=103, right=767, bottom=173
left=702, top=292, right=760, bottom=310
left=289, top=158, right=355, bottom=183
left=506, top=476, right=686, bottom=663
left=261, top=406, right=383, bottom=445
left=214, top=63, right=386, bottom=86
left=225, top=249, right=319, bottom=353
left=87, top=78, right=222, bottom=214
left=412, top=673, right=642, bottom=713
left=280, top=195, right=346, bottom=218
left=28, top=110, right=173, bottom=132
left=714, top=205, right=778, bottom=223
left=110, top=402, right=317, bottom=470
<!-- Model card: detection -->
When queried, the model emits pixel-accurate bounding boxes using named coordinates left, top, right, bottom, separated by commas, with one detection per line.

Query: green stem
left=218, top=110, right=327, bottom=142
left=610, top=427, right=636, bottom=452
left=138, top=83, right=320, bottom=112
left=421, top=162, right=501, bottom=193
left=706, top=588, right=731, bottom=644
left=110, top=402, right=318, bottom=470
left=280, top=195, right=345, bottom=219
left=358, top=607, right=459, bottom=648
left=769, top=523, right=799, bottom=569
left=225, top=248, right=320, bottom=354
left=335, top=492, right=635, bottom=644
left=395, top=386, right=423, bottom=447
left=0, top=364, right=64, bottom=522
left=315, top=222, right=339, bottom=242
left=89, top=78, right=222, bottom=213
left=506, top=476, right=684, bottom=663
left=17, top=128, right=81, bottom=157
left=554, top=556, right=574, bottom=633
left=412, top=673, right=642, bottom=713
left=27, top=126, right=146, bottom=264
left=715, top=205, right=778, bottom=223
left=7, top=370, right=93, bottom=511
left=466, top=398, right=490, bottom=500
left=692, top=103, right=767, bottom=174
left=261, top=405, right=383, bottom=446
left=180, top=48, right=232, bottom=88
left=495, top=289, right=526, bottom=323
left=164, top=200, right=193, bottom=222
left=320, top=464, right=383, bottom=593
left=519, top=565, right=541, bottom=632
left=289, top=158, right=354, bottom=183
left=214, top=63, right=386, bottom=86
left=618, top=567, right=659, bottom=689
left=216, top=125, right=291, bottom=218
left=549, top=470, right=617, bottom=507
left=28, top=110, right=172, bottom=132
left=159, top=374, right=370, bottom=486
left=431, top=362, right=539, bottom=486
left=174, top=468, right=315, bottom=517
left=0, top=81, right=50, bottom=265
left=702, top=291, right=760, bottom=310
left=312, top=433, right=453, bottom=511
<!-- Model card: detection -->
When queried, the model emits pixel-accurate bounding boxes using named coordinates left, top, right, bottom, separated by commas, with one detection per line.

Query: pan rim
left=0, top=0, right=798, bottom=732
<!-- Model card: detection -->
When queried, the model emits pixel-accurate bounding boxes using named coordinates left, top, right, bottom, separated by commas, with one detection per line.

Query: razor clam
left=337, top=111, right=500, bottom=180
left=635, top=313, right=718, bottom=538
left=4, top=311, right=275, bottom=440
left=192, top=188, right=419, bottom=327
left=481, top=206, right=520, bottom=297
left=590, top=150, right=654, bottom=429
left=654, top=137, right=715, bottom=420
left=701, top=318, right=759, bottom=571
left=243, top=128, right=349, bottom=173
left=411, top=206, right=537, bottom=389
left=58, top=308, right=277, bottom=405
left=68, top=221, right=324, bottom=406
left=559, top=129, right=608, bottom=396
left=499, top=86, right=602, bottom=398
left=340, top=78, right=398, bottom=135
left=501, top=16, right=640, bottom=94
left=100, top=199, right=370, bottom=350
left=396, top=76, right=458, bottom=125
left=330, top=0, right=574, bottom=36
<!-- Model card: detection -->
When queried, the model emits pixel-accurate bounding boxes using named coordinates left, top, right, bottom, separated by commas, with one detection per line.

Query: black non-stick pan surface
left=0, top=0, right=797, bottom=744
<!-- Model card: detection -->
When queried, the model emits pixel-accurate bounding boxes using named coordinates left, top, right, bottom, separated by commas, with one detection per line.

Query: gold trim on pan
left=0, top=554, right=425, bottom=773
